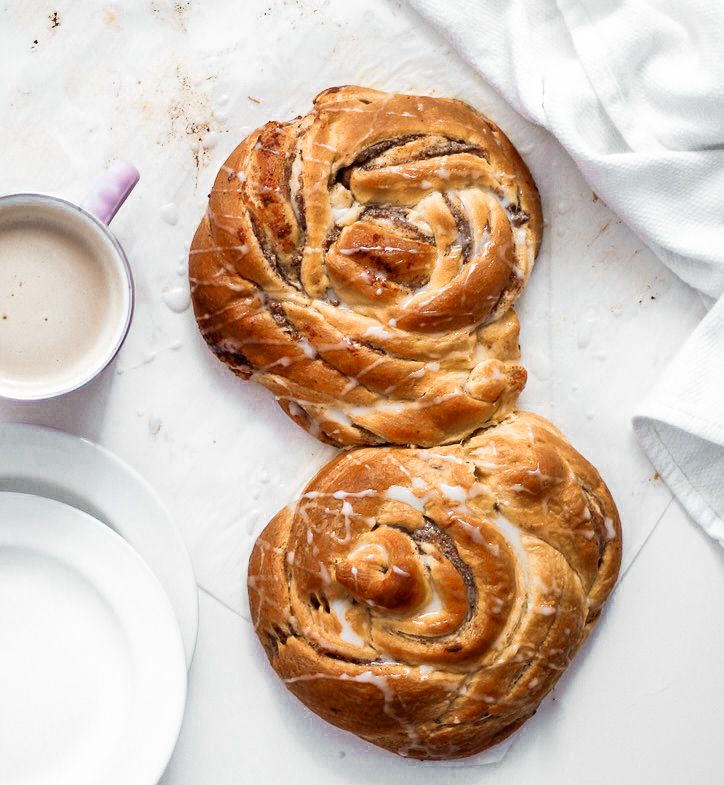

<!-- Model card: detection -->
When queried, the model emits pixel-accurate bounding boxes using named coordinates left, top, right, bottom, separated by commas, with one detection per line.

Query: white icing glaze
left=346, top=542, right=389, bottom=563
left=451, top=517, right=485, bottom=544
left=297, top=337, right=318, bottom=358
left=324, top=408, right=352, bottom=426
left=385, top=485, right=425, bottom=512
left=416, top=582, right=443, bottom=621
left=363, top=325, right=393, bottom=340
left=331, top=489, right=376, bottom=500
left=332, top=204, right=363, bottom=226
left=330, top=597, right=366, bottom=646
left=418, top=450, right=465, bottom=465
left=491, top=514, right=530, bottom=586
left=439, top=483, right=468, bottom=505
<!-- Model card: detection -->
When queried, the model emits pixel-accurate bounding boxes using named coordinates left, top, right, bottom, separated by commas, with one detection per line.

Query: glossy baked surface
left=248, top=412, right=621, bottom=759
left=190, top=86, right=542, bottom=447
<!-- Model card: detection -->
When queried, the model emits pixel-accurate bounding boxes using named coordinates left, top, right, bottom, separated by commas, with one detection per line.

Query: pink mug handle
left=82, top=160, right=140, bottom=225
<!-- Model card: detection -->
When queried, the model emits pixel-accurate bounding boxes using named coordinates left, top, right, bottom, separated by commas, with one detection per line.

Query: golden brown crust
left=190, top=86, right=542, bottom=447
left=248, top=412, right=622, bottom=759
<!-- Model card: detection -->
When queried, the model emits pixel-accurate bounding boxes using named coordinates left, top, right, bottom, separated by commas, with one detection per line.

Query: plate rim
left=0, top=491, right=188, bottom=785
left=0, top=421, right=198, bottom=667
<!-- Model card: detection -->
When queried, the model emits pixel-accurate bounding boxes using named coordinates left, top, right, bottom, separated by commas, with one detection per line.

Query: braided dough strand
left=248, top=412, right=621, bottom=759
left=190, top=87, right=542, bottom=447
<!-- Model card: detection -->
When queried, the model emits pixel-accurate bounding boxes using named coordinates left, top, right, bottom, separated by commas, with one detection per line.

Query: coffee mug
left=0, top=162, right=139, bottom=401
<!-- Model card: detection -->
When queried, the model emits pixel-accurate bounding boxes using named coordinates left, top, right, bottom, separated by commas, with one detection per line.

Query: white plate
left=0, top=423, right=197, bottom=667
left=0, top=492, right=187, bottom=785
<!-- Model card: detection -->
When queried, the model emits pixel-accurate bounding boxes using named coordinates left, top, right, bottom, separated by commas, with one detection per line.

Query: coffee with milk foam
left=0, top=199, right=128, bottom=397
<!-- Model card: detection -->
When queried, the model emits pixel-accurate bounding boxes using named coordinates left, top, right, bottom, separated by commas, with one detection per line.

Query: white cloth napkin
left=406, top=0, right=724, bottom=547
left=634, top=295, right=724, bottom=545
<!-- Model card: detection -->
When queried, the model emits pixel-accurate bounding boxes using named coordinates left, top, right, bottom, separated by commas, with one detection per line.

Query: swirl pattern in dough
left=190, top=86, right=542, bottom=447
left=248, top=412, right=621, bottom=759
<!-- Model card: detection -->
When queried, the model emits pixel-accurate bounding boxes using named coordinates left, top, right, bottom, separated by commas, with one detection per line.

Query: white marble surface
left=1, top=0, right=721, bottom=781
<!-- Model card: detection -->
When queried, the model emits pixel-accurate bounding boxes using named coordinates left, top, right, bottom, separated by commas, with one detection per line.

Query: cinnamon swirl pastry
left=190, top=86, right=542, bottom=447
left=248, top=412, right=621, bottom=759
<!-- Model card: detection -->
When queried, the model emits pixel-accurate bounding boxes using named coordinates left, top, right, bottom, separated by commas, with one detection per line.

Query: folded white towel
left=407, top=0, right=724, bottom=547
left=634, top=295, right=724, bottom=546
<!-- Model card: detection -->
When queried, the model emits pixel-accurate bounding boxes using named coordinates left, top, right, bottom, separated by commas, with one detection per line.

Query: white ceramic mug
left=0, top=162, right=139, bottom=401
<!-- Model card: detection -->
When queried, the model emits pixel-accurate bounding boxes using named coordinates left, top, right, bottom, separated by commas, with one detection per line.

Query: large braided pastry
left=248, top=412, right=622, bottom=759
left=190, top=86, right=621, bottom=760
left=190, top=86, right=542, bottom=447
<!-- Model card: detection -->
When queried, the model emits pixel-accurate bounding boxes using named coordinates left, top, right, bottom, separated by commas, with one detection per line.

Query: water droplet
left=160, top=202, right=179, bottom=226
left=527, top=355, right=552, bottom=382
left=555, top=225, right=566, bottom=238
left=557, top=200, right=570, bottom=215
left=260, top=470, right=270, bottom=484
left=576, top=317, right=595, bottom=349
left=203, top=131, right=219, bottom=150
left=148, top=416, right=162, bottom=435
left=162, top=286, right=191, bottom=313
